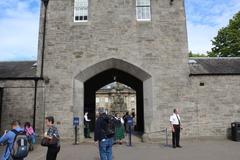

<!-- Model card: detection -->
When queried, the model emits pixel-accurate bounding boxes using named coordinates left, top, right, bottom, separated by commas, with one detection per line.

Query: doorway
left=84, top=69, right=144, bottom=133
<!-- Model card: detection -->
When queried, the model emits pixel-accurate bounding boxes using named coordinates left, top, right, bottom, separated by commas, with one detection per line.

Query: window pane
left=137, top=6, right=150, bottom=20
left=136, top=7, right=140, bottom=19
left=145, top=7, right=150, bottom=19
left=105, top=98, right=109, bottom=103
left=96, top=98, right=99, bottom=103
left=136, top=0, right=150, bottom=6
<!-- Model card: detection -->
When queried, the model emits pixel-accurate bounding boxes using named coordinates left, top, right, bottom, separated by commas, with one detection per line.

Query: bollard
left=126, top=117, right=133, bottom=147
left=128, top=125, right=132, bottom=146
left=165, top=128, right=168, bottom=146
left=74, top=125, right=78, bottom=145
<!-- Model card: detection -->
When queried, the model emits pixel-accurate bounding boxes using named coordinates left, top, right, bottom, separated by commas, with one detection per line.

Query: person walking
left=84, top=112, right=91, bottom=138
left=94, top=111, right=113, bottom=160
left=24, top=122, right=35, bottom=151
left=123, top=111, right=130, bottom=133
left=44, top=116, right=60, bottom=160
left=0, top=120, right=27, bottom=160
left=170, top=108, right=182, bottom=148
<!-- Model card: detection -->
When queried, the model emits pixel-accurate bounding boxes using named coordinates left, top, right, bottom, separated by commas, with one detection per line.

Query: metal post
left=165, top=128, right=168, bottom=146
left=128, top=125, right=132, bottom=146
left=74, top=125, right=78, bottom=145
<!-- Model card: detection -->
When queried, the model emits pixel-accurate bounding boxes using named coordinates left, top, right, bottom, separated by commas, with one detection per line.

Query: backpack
left=103, top=115, right=116, bottom=138
left=11, top=130, right=29, bottom=159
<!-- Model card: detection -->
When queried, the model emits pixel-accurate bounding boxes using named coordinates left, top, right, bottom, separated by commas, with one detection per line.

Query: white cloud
left=0, top=0, right=40, bottom=61
left=0, top=0, right=240, bottom=60
left=186, top=0, right=240, bottom=54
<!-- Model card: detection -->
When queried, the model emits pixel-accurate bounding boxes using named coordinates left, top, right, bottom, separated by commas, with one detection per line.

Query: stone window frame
left=105, top=97, right=109, bottom=103
left=74, top=0, right=88, bottom=22
left=136, top=0, right=151, bottom=21
left=96, top=97, right=100, bottom=103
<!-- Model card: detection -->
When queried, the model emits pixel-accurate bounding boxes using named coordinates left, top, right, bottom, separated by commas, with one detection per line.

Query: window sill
left=137, top=19, right=151, bottom=22
left=70, top=21, right=91, bottom=26
left=74, top=20, right=88, bottom=23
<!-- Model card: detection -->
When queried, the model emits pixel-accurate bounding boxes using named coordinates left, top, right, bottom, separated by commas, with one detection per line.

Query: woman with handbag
left=43, top=116, right=60, bottom=160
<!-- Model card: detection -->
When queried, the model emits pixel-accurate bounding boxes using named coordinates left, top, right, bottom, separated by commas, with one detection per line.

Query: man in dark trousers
left=170, top=108, right=182, bottom=148
left=94, top=111, right=113, bottom=160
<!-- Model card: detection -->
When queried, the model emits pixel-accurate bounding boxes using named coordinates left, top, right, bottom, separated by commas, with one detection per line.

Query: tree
left=208, top=11, right=240, bottom=57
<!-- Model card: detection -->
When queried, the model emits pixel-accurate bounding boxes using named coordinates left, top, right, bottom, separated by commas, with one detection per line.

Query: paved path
left=1, top=139, right=240, bottom=160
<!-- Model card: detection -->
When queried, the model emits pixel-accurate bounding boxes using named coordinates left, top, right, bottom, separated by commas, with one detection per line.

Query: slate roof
left=0, top=58, right=240, bottom=78
left=0, top=61, right=37, bottom=78
left=189, top=58, right=240, bottom=75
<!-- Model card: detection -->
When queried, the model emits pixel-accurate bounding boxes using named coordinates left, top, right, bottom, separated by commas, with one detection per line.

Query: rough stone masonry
left=0, top=0, right=240, bottom=142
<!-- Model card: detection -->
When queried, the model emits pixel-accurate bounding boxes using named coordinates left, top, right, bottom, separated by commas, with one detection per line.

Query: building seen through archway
left=96, top=82, right=137, bottom=122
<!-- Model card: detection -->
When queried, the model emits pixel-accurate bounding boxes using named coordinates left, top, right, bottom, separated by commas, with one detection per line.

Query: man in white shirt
left=170, top=108, right=182, bottom=148
left=84, top=112, right=91, bottom=138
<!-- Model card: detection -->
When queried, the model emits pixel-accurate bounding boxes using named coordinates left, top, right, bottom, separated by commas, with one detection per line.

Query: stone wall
left=187, top=76, right=240, bottom=138
left=37, top=0, right=189, bottom=139
left=1, top=76, right=239, bottom=140
left=0, top=80, right=44, bottom=135
left=145, top=75, right=240, bottom=140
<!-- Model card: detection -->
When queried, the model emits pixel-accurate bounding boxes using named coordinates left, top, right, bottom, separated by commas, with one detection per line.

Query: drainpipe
left=33, top=79, right=38, bottom=131
left=40, top=0, right=49, bottom=78
left=33, top=0, right=49, bottom=131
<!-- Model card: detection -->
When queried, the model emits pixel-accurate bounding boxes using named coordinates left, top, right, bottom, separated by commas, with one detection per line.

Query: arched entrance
left=73, top=58, right=152, bottom=140
left=84, top=68, right=144, bottom=132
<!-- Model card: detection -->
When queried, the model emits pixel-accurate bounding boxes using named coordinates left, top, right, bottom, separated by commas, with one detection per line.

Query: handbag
left=41, top=136, right=58, bottom=147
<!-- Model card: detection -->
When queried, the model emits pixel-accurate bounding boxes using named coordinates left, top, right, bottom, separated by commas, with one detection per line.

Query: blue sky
left=0, top=0, right=240, bottom=61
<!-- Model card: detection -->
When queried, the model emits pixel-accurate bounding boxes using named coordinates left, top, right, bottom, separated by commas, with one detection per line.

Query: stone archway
left=73, top=58, right=152, bottom=140
left=84, top=68, right=144, bottom=132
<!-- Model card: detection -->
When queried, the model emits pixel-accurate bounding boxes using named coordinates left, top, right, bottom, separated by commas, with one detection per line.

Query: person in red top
left=24, top=122, right=35, bottom=151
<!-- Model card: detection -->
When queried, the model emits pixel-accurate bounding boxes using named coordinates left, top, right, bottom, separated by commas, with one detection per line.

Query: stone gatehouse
left=0, top=0, right=240, bottom=141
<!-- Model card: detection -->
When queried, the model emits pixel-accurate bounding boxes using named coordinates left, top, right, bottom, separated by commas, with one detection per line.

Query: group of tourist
left=0, top=121, right=36, bottom=160
left=0, top=108, right=182, bottom=160
left=93, top=108, right=182, bottom=160
left=84, top=110, right=135, bottom=144
left=93, top=110, right=135, bottom=160
left=0, top=116, right=60, bottom=160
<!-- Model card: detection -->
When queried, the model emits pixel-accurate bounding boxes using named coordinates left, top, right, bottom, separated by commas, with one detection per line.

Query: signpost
left=73, top=117, right=80, bottom=145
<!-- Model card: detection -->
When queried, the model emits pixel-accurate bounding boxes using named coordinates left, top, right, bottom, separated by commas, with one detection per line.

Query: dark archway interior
left=84, top=68, right=144, bottom=133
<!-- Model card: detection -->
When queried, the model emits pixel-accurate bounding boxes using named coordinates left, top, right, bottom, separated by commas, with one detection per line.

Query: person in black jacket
left=94, top=112, right=113, bottom=160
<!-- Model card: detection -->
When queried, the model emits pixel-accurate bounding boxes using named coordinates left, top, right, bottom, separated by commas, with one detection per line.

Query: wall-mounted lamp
left=170, top=0, right=174, bottom=5
left=44, top=76, right=50, bottom=84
